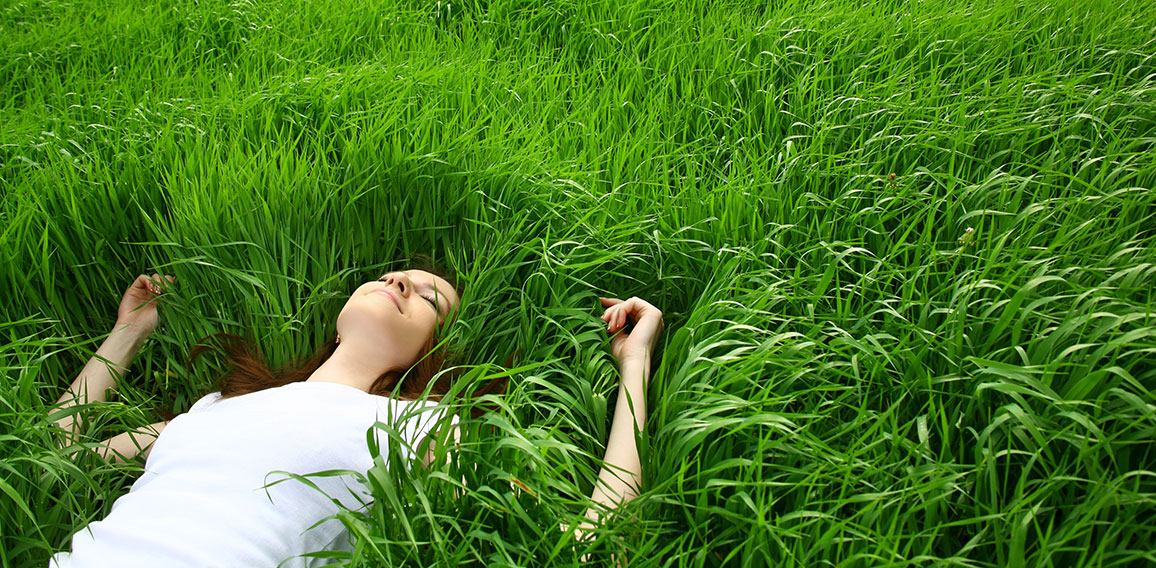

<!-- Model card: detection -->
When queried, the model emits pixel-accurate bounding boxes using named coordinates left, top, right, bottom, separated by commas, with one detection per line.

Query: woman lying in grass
left=49, top=266, right=663, bottom=566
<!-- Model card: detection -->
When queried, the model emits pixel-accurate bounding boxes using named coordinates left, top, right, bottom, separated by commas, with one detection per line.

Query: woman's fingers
left=143, top=273, right=176, bottom=295
left=600, top=296, right=664, bottom=335
left=601, top=298, right=641, bottom=332
left=600, top=297, right=621, bottom=327
left=609, top=306, right=627, bottom=331
left=133, top=274, right=153, bottom=294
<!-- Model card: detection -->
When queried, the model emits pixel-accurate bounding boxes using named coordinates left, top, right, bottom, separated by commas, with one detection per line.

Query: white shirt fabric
left=50, top=381, right=457, bottom=567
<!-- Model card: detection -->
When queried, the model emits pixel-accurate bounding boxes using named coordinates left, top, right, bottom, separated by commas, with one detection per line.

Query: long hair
left=184, top=259, right=507, bottom=420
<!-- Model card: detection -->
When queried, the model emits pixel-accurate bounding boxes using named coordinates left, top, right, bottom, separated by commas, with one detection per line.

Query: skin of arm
left=420, top=357, right=650, bottom=551
left=95, top=420, right=171, bottom=464
left=53, top=322, right=149, bottom=444
left=53, top=273, right=177, bottom=464
left=565, top=295, right=661, bottom=564
left=53, top=322, right=170, bottom=464
left=421, top=295, right=658, bottom=564
left=570, top=355, right=649, bottom=564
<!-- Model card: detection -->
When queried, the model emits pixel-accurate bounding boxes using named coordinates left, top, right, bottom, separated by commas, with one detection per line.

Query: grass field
left=3, top=0, right=1156, bottom=565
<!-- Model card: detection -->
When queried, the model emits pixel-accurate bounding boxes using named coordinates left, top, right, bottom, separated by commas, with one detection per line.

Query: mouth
left=373, top=289, right=402, bottom=312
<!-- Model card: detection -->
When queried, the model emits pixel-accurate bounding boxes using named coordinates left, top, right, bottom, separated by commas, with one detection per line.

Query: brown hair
left=184, top=258, right=507, bottom=420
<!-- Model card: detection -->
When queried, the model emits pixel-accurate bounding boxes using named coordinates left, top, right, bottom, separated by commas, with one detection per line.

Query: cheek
left=417, top=312, right=438, bottom=337
left=415, top=313, right=440, bottom=344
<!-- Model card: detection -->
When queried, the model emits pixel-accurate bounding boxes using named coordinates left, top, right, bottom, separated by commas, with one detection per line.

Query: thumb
left=599, top=297, right=623, bottom=307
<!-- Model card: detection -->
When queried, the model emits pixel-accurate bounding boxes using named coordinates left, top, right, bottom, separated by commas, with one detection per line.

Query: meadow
left=2, top=0, right=1155, bottom=565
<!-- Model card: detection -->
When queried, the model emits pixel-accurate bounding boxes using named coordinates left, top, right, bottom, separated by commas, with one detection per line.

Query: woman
left=49, top=266, right=663, bottom=566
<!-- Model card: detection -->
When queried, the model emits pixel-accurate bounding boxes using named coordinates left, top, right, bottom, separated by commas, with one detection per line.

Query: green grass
left=3, top=0, right=1155, bottom=565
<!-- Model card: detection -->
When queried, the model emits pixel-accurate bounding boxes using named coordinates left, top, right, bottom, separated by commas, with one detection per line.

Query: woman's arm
left=51, top=273, right=176, bottom=451
left=94, top=420, right=171, bottom=463
left=568, top=296, right=662, bottom=564
left=573, top=356, right=649, bottom=552
left=53, top=323, right=150, bottom=445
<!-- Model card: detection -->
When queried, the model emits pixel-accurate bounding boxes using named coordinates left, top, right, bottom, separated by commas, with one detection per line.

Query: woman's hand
left=115, top=273, right=176, bottom=337
left=599, top=296, right=664, bottom=365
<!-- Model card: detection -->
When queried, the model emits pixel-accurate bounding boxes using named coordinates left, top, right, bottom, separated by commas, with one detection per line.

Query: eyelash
left=378, top=277, right=437, bottom=307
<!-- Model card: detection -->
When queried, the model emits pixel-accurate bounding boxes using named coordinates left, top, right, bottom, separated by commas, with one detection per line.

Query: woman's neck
left=305, top=344, right=399, bottom=392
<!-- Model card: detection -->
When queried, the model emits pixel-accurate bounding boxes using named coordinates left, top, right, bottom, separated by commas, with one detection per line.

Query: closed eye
left=378, top=277, right=439, bottom=311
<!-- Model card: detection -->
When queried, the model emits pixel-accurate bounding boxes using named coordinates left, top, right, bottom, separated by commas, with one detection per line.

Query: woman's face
left=335, top=269, right=460, bottom=371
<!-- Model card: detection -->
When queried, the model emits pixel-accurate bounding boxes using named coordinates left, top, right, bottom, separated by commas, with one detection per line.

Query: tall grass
left=2, top=0, right=1155, bottom=565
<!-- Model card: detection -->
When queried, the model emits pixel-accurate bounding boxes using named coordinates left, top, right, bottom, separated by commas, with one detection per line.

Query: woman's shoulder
left=187, top=381, right=365, bottom=414
left=184, top=382, right=446, bottom=419
left=188, top=391, right=224, bottom=413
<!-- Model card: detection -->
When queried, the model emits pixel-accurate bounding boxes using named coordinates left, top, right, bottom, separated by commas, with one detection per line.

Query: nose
left=383, top=272, right=411, bottom=297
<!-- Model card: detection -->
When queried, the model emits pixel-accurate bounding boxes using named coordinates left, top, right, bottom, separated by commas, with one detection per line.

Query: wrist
left=618, top=356, right=651, bottom=388
left=112, top=320, right=151, bottom=338
left=618, top=351, right=652, bottom=368
left=108, top=322, right=150, bottom=351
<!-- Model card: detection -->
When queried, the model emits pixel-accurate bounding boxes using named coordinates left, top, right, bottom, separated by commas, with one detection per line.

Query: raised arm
left=54, top=323, right=147, bottom=442
left=569, top=296, right=663, bottom=564
left=52, top=273, right=176, bottom=462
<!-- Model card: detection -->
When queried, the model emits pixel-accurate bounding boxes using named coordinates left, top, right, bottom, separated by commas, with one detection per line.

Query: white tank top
left=51, top=381, right=456, bottom=567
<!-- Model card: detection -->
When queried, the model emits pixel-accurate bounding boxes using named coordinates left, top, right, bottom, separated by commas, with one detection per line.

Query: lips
left=372, top=288, right=402, bottom=312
